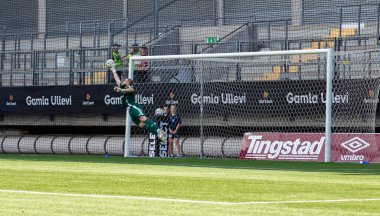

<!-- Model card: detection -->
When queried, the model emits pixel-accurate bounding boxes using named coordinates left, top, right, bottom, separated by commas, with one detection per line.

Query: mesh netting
left=127, top=50, right=380, bottom=158
left=1, top=1, right=380, bottom=158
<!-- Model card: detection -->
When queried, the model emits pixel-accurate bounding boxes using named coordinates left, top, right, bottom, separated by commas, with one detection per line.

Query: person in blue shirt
left=168, top=105, right=182, bottom=157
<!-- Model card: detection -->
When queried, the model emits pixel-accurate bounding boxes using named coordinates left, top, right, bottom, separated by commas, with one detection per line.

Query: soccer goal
left=125, top=49, right=380, bottom=162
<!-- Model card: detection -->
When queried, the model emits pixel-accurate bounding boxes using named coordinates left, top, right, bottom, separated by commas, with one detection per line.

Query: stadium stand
left=1, top=1, right=379, bottom=85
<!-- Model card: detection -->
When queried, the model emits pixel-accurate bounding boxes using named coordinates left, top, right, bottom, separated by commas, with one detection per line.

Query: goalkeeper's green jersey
left=120, top=85, right=136, bottom=107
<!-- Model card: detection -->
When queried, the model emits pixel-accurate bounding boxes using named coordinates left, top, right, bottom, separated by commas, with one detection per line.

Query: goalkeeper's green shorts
left=129, top=103, right=146, bottom=126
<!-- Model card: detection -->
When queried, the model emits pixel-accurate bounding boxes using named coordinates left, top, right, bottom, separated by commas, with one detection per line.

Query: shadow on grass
left=1, top=154, right=379, bottom=175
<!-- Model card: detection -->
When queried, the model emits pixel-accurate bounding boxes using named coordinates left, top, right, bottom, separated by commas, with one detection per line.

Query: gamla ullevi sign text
left=26, top=95, right=72, bottom=106
left=286, top=92, right=349, bottom=104
left=240, top=133, right=380, bottom=163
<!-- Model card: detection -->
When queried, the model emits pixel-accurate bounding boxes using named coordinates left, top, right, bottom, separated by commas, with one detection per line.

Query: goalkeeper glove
left=114, top=86, right=121, bottom=93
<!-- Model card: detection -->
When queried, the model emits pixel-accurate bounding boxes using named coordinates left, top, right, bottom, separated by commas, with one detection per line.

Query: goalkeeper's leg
left=129, top=106, right=165, bottom=142
left=140, top=118, right=158, bottom=135
left=139, top=117, right=166, bottom=142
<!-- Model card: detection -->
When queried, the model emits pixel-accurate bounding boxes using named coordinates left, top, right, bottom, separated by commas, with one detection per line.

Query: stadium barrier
left=1, top=134, right=379, bottom=163
left=0, top=135, right=241, bottom=158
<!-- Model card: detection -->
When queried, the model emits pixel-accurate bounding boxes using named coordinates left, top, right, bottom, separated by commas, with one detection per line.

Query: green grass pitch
left=0, top=154, right=379, bottom=215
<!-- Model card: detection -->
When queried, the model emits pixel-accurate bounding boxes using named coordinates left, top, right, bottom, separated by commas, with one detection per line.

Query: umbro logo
left=340, top=137, right=370, bottom=153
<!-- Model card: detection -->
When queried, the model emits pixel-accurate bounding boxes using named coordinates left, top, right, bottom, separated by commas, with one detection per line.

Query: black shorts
left=168, top=134, right=180, bottom=139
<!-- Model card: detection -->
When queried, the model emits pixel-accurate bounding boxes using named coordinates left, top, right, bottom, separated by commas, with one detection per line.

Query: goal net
left=125, top=49, right=380, bottom=161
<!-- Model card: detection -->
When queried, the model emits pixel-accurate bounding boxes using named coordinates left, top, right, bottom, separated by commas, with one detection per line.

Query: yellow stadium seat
left=85, top=71, right=107, bottom=84
left=255, top=66, right=282, bottom=81
left=311, top=41, right=320, bottom=49
left=319, top=36, right=335, bottom=48
left=291, top=48, right=318, bottom=63
left=255, top=65, right=300, bottom=81
left=330, top=28, right=356, bottom=38
left=266, top=72, right=280, bottom=80
left=272, top=66, right=281, bottom=74
left=289, top=65, right=298, bottom=73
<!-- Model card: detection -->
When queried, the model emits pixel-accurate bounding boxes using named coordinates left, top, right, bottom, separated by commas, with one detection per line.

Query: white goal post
left=126, top=49, right=334, bottom=162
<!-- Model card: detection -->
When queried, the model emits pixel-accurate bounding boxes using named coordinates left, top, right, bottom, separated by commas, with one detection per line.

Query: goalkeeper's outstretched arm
left=111, top=67, right=122, bottom=87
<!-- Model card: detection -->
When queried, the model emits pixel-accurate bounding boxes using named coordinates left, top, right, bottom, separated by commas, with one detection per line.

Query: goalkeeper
left=111, top=67, right=166, bottom=142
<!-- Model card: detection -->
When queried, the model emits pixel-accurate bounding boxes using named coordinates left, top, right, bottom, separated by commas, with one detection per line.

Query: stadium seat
left=330, top=28, right=357, bottom=38
left=85, top=71, right=107, bottom=84
left=288, top=65, right=298, bottom=73
left=291, top=48, right=318, bottom=63
left=311, top=41, right=320, bottom=49
left=255, top=66, right=281, bottom=81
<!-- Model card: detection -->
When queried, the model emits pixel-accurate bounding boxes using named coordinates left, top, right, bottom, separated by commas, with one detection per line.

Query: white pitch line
left=245, top=157, right=266, bottom=159
left=236, top=198, right=380, bottom=205
left=0, top=189, right=380, bottom=205
left=278, top=158, right=319, bottom=159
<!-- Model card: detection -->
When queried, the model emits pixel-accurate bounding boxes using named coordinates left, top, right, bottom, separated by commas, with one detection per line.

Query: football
left=104, top=59, right=116, bottom=69
left=155, top=108, right=164, bottom=116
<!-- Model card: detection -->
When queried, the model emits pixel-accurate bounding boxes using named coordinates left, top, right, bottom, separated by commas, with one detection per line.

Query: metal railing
left=180, top=15, right=256, bottom=27
left=339, top=3, right=380, bottom=38
left=0, top=47, right=112, bottom=86
left=0, top=39, right=378, bottom=87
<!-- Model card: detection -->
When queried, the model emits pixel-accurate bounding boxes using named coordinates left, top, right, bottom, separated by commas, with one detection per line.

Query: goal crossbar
left=128, top=49, right=332, bottom=61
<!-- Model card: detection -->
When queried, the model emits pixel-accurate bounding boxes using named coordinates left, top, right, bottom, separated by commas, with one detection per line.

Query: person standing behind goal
left=110, top=44, right=124, bottom=83
left=168, top=105, right=182, bottom=157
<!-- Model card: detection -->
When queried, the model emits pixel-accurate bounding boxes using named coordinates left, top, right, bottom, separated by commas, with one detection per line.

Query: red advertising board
left=240, top=133, right=380, bottom=163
